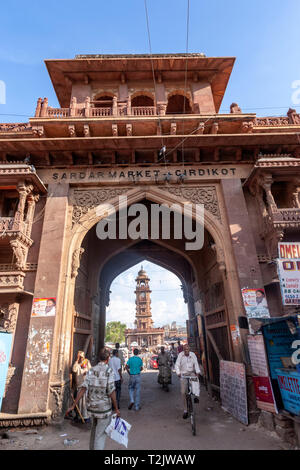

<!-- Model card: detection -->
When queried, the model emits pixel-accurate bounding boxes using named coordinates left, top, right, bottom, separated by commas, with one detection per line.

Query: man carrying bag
left=66, top=348, right=120, bottom=450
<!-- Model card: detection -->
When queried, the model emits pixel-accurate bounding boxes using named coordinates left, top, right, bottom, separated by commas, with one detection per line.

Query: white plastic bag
left=191, top=378, right=200, bottom=397
left=105, top=414, right=131, bottom=448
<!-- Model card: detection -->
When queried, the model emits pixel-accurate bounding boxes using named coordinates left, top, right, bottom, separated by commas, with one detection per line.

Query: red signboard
left=252, top=376, right=278, bottom=413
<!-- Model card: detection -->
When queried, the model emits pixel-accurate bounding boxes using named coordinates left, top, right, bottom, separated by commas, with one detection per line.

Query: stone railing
left=47, top=107, right=70, bottom=118
left=255, top=117, right=290, bottom=126
left=0, top=123, right=32, bottom=133
left=0, top=217, right=14, bottom=231
left=272, top=208, right=300, bottom=223
left=0, top=271, right=25, bottom=291
left=131, top=106, right=157, bottom=116
left=0, top=216, right=26, bottom=233
left=91, top=107, right=112, bottom=117
left=255, top=109, right=300, bottom=126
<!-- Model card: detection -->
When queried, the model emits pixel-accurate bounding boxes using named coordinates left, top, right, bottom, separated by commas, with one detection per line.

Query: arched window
left=166, top=94, right=192, bottom=114
left=93, top=95, right=113, bottom=108
left=131, top=95, right=155, bottom=115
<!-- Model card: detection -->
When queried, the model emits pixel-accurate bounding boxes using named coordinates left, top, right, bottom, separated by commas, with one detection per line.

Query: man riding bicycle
left=175, top=344, right=201, bottom=419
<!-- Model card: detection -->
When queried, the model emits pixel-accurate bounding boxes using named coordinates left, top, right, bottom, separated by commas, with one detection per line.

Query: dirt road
left=0, top=369, right=291, bottom=450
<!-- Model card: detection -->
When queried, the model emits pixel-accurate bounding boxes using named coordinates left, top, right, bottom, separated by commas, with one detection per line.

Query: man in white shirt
left=108, top=349, right=123, bottom=409
left=175, top=343, right=201, bottom=419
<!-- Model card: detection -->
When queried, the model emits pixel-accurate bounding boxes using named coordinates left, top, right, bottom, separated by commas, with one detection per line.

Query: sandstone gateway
left=0, top=54, right=299, bottom=426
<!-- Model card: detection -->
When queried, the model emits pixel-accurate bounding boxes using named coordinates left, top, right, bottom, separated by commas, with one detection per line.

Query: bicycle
left=183, top=376, right=198, bottom=436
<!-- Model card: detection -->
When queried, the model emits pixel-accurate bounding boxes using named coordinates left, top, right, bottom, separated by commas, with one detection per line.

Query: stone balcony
left=0, top=269, right=25, bottom=293
left=0, top=216, right=33, bottom=246
left=271, top=208, right=300, bottom=230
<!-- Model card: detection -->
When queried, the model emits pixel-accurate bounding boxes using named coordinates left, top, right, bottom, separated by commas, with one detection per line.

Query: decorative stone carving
left=160, top=186, right=221, bottom=221
left=83, top=124, right=90, bottom=137
left=287, top=108, right=300, bottom=125
left=126, top=124, right=132, bottom=136
left=72, top=188, right=129, bottom=226
left=71, top=247, right=85, bottom=278
left=0, top=304, right=19, bottom=332
left=68, top=125, right=76, bottom=137
left=3, top=365, right=16, bottom=398
left=210, top=122, right=219, bottom=134
left=10, top=239, right=27, bottom=269
left=196, top=122, right=205, bottom=134
left=230, top=102, right=242, bottom=114
left=170, top=122, right=177, bottom=135
left=112, top=124, right=118, bottom=136
left=242, top=121, right=254, bottom=133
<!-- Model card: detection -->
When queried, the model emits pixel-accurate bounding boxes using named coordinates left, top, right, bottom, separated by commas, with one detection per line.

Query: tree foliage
left=105, top=321, right=127, bottom=344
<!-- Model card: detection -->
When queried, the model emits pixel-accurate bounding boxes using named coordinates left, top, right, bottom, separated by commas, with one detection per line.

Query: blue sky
left=106, top=261, right=188, bottom=328
left=1, top=1, right=300, bottom=121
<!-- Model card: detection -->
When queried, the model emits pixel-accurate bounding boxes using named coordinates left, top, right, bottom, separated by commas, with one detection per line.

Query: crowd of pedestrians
left=67, top=340, right=201, bottom=450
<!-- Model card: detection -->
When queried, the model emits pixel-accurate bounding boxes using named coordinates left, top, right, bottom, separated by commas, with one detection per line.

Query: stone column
left=13, top=182, right=32, bottom=231
left=25, top=194, right=39, bottom=237
left=18, top=183, right=69, bottom=414
left=40, top=98, right=48, bottom=117
left=35, top=98, right=43, bottom=117
left=221, top=179, right=265, bottom=420
left=261, top=176, right=277, bottom=212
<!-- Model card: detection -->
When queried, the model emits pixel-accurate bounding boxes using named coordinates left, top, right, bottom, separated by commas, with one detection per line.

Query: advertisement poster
left=0, top=332, right=13, bottom=411
left=278, top=242, right=300, bottom=259
left=277, top=259, right=300, bottom=305
left=252, top=376, right=278, bottom=413
left=31, top=298, right=56, bottom=317
left=241, top=288, right=270, bottom=319
left=230, top=325, right=240, bottom=347
left=247, top=335, right=269, bottom=377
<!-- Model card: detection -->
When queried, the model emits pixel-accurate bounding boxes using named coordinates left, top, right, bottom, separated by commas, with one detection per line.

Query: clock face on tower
left=139, top=292, right=146, bottom=300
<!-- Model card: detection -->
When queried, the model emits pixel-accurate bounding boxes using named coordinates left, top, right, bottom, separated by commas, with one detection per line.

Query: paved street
left=0, top=370, right=291, bottom=450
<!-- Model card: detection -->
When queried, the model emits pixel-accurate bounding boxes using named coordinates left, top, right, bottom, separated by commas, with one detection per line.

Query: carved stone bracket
left=160, top=185, right=221, bottom=222
left=0, top=303, right=19, bottom=333
left=71, top=248, right=85, bottom=278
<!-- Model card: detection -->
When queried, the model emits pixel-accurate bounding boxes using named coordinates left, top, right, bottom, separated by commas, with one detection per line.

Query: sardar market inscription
left=38, top=165, right=252, bottom=184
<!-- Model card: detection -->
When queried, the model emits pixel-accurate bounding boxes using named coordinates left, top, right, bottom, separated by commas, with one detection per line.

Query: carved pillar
left=84, top=96, right=91, bottom=117
left=10, top=239, right=26, bottom=269
left=290, top=179, right=300, bottom=208
left=127, top=96, right=131, bottom=116
left=261, top=176, right=277, bottom=212
left=25, top=194, right=39, bottom=237
left=112, top=96, right=118, bottom=116
left=40, top=97, right=48, bottom=117
left=71, top=248, right=85, bottom=279
left=70, top=96, right=77, bottom=117
left=35, top=98, right=43, bottom=117
left=13, top=183, right=32, bottom=231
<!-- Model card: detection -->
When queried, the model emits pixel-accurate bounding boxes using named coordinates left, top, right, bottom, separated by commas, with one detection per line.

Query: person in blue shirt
left=126, top=348, right=143, bottom=411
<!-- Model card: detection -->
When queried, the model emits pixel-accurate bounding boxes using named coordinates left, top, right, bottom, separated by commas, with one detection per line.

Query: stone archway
left=46, top=184, right=245, bottom=414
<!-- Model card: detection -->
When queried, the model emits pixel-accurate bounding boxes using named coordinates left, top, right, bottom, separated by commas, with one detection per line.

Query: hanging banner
left=278, top=242, right=300, bottom=259
left=277, top=259, right=300, bottom=305
left=0, top=332, right=13, bottom=411
left=31, top=298, right=56, bottom=317
left=241, top=288, right=270, bottom=319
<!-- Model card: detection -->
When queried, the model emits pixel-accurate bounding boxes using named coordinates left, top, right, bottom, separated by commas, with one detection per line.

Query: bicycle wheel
left=190, top=407, right=196, bottom=436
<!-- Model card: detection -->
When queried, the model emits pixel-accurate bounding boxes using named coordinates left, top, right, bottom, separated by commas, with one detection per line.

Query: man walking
left=175, top=344, right=201, bottom=419
left=157, top=346, right=172, bottom=392
left=115, top=342, right=125, bottom=370
left=66, top=349, right=120, bottom=450
left=126, top=348, right=143, bottom=411
left=109, top=349, right=122, bottom=409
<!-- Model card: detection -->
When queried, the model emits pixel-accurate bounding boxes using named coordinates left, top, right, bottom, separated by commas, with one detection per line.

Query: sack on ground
left=191, top=378, right=200, bottom=397
left=105, top=414, right=131, bottom=448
